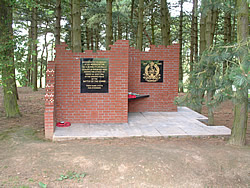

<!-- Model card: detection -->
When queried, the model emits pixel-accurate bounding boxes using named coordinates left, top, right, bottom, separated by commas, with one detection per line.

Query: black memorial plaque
left=81, top=58, right=109, bottom=93
left=141, top=60, right=163, bottom=82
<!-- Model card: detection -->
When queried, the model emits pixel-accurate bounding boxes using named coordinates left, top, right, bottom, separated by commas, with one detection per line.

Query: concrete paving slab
left=205, top=126, right=232, bottom=135
left=123, top=126, right=143, bottom=137
left=109, top=126, right=129, bottom=137
left=179, top=124, right=213, bottom=136
left=177, top=107, right=208, bottom=121
left=129, top=122, right=152, bottom=128
left=156, top=126, right=187, bottom=136
left=128, top=112, right=148, bottom=124
left=150, top=121, right=176, bottom=128
left=53, top=107, right=231, bottom=141
left=139, top=127, right=162, bottom=137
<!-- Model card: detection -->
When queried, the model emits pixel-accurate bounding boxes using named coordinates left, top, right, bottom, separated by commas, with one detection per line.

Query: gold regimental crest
left=143, top=62, right=161, bottom=82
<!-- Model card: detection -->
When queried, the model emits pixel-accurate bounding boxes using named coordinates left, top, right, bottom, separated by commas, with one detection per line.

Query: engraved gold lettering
left=81, top=59, right=108, bottom=91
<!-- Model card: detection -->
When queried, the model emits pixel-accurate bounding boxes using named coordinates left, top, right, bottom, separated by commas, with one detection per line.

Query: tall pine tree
left=0, top=0, right=21, bottom=117
left=229, top=0, right=249, bottom=146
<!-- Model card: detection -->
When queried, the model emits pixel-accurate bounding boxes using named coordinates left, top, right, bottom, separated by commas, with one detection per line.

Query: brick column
left=44, top=62, right=56, bottom=139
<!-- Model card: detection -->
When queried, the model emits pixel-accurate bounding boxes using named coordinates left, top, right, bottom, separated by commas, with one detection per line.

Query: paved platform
left=53, top=107, right=231, bottom=141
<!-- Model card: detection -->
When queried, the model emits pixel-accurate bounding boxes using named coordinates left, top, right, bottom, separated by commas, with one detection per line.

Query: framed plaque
left=141, top=60, right=163, bottom=83
left=80, top=58, right=109, bottom=93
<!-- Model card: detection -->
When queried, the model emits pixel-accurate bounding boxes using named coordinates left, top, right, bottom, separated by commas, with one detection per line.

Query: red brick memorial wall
left=128, top=44, right=179, bottom=112
left=44, top=40, right=179, bottom=139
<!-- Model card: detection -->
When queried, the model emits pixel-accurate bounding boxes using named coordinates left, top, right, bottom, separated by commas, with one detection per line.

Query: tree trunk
left=136, top=0, right=143, bottom=51
left=207, top=90, right=215, bottom=125
left=40, top=27, right=47, bottom=88
left=130, top=0, right=134, bottom=24
left=151, top=8, right=155, bottom=45
left=205, top=7, right=218, bottom=125
left=0, top=0, right=21, bottom=117
left=14, top=69, right=19, bottom=100
left=161, top=0, right=171, bottom=46
left=229, top=95, right=248, bottom=145
left=55, top=0, right=61, bottom=45
left=223, top=7, right=231, bottom=74
left=205, top=9, right=212, bottom=48
left=45, top=27, right=49, bottom=81
left=71, top=0, right=81, bottom=52
left=179, top=0, right=184, bottom=93
left=106, top=0, right=112, bottom=50
left=130, top=0, right=135, bottom=40
left=229, top=0, right=248, bottom=146
left=190, top=0, right=197, bottom=72
left=90, top=28, right=94, bottom=50
left=194, top=0, right=207, bottom=114
left=199, top=0, right=206, bottom=57
left=26, top=26, right=32, bottom=86
left=232, top=14, right=236, bottom=42
left=70, top=0, right=73, bottom=49
left=95, top=28, right=99, bottom=50
left=32, top=6, right=38, bottom=91
left=144, top=31, right=152, bottom=46
left=40, top=56, right=43, bottom=88
left=117, top=0, right=122, bottom=40
left=190, top=0, right=195, bottom=72
left=30, top=70, right=33, bottom=86
left=118, top=15, right=122, bottom=40
left=224, top=13, right=231, bottom=44
left=194, top=0, right=198, bottom=64
left=85, top=19, right=90, bottom=50
left=211, top=10, right=218, bottom=43
left=113, top=25, right=117, bottom=42
left=125, top=22, right=128, bottom=40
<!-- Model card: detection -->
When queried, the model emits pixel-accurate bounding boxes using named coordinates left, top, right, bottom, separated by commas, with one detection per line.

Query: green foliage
left=200, top=0, right=236, bottom=16
left=176, top=39, right=249, bottom=109
left=38, top=182, right=47, bottom=188
left=57, top=171, right=87, bottom=182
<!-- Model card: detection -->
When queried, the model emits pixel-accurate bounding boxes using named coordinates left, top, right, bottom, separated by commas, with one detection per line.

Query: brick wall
left=128, top=44, right=179, bottom=112
left=53, top=40, right=129, bottom=125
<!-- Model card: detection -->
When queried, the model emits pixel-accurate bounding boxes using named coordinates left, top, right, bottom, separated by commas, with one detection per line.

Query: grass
left=57, top=171, right=87, bottom=182
left=0, top=127, right=17, bottom=141
left=0, top=126, right=45, bottom=142
left=38, top=182, right=47, bottom=188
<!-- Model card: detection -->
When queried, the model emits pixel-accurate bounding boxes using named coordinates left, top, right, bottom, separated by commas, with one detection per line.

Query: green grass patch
left=0, top=126, right=45, bottom=142
left=38, top=182, right=47, bottom=188
left=14, top=127, right=45, bottom=142
left=0, top=127, right=17, bottom=141
left=57, top=171, right=87, bottom=182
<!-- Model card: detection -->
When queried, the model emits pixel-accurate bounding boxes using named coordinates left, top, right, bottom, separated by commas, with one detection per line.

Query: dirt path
left=1, top=137, right=250, bottom=187
left=0, top=87, right=249, bottom=187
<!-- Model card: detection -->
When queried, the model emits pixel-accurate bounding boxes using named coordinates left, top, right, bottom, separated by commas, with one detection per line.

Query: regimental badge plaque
left=141, top=60, right=163, bottom=83
left=80, top=58, right=109, bottom=93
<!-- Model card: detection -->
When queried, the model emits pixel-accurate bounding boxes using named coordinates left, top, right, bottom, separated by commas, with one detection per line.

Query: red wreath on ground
left=56, top=122, right=71, bottom=127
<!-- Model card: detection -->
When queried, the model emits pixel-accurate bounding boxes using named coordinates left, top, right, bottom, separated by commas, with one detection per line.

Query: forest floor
left=0, top=87, right=249, bottom=188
